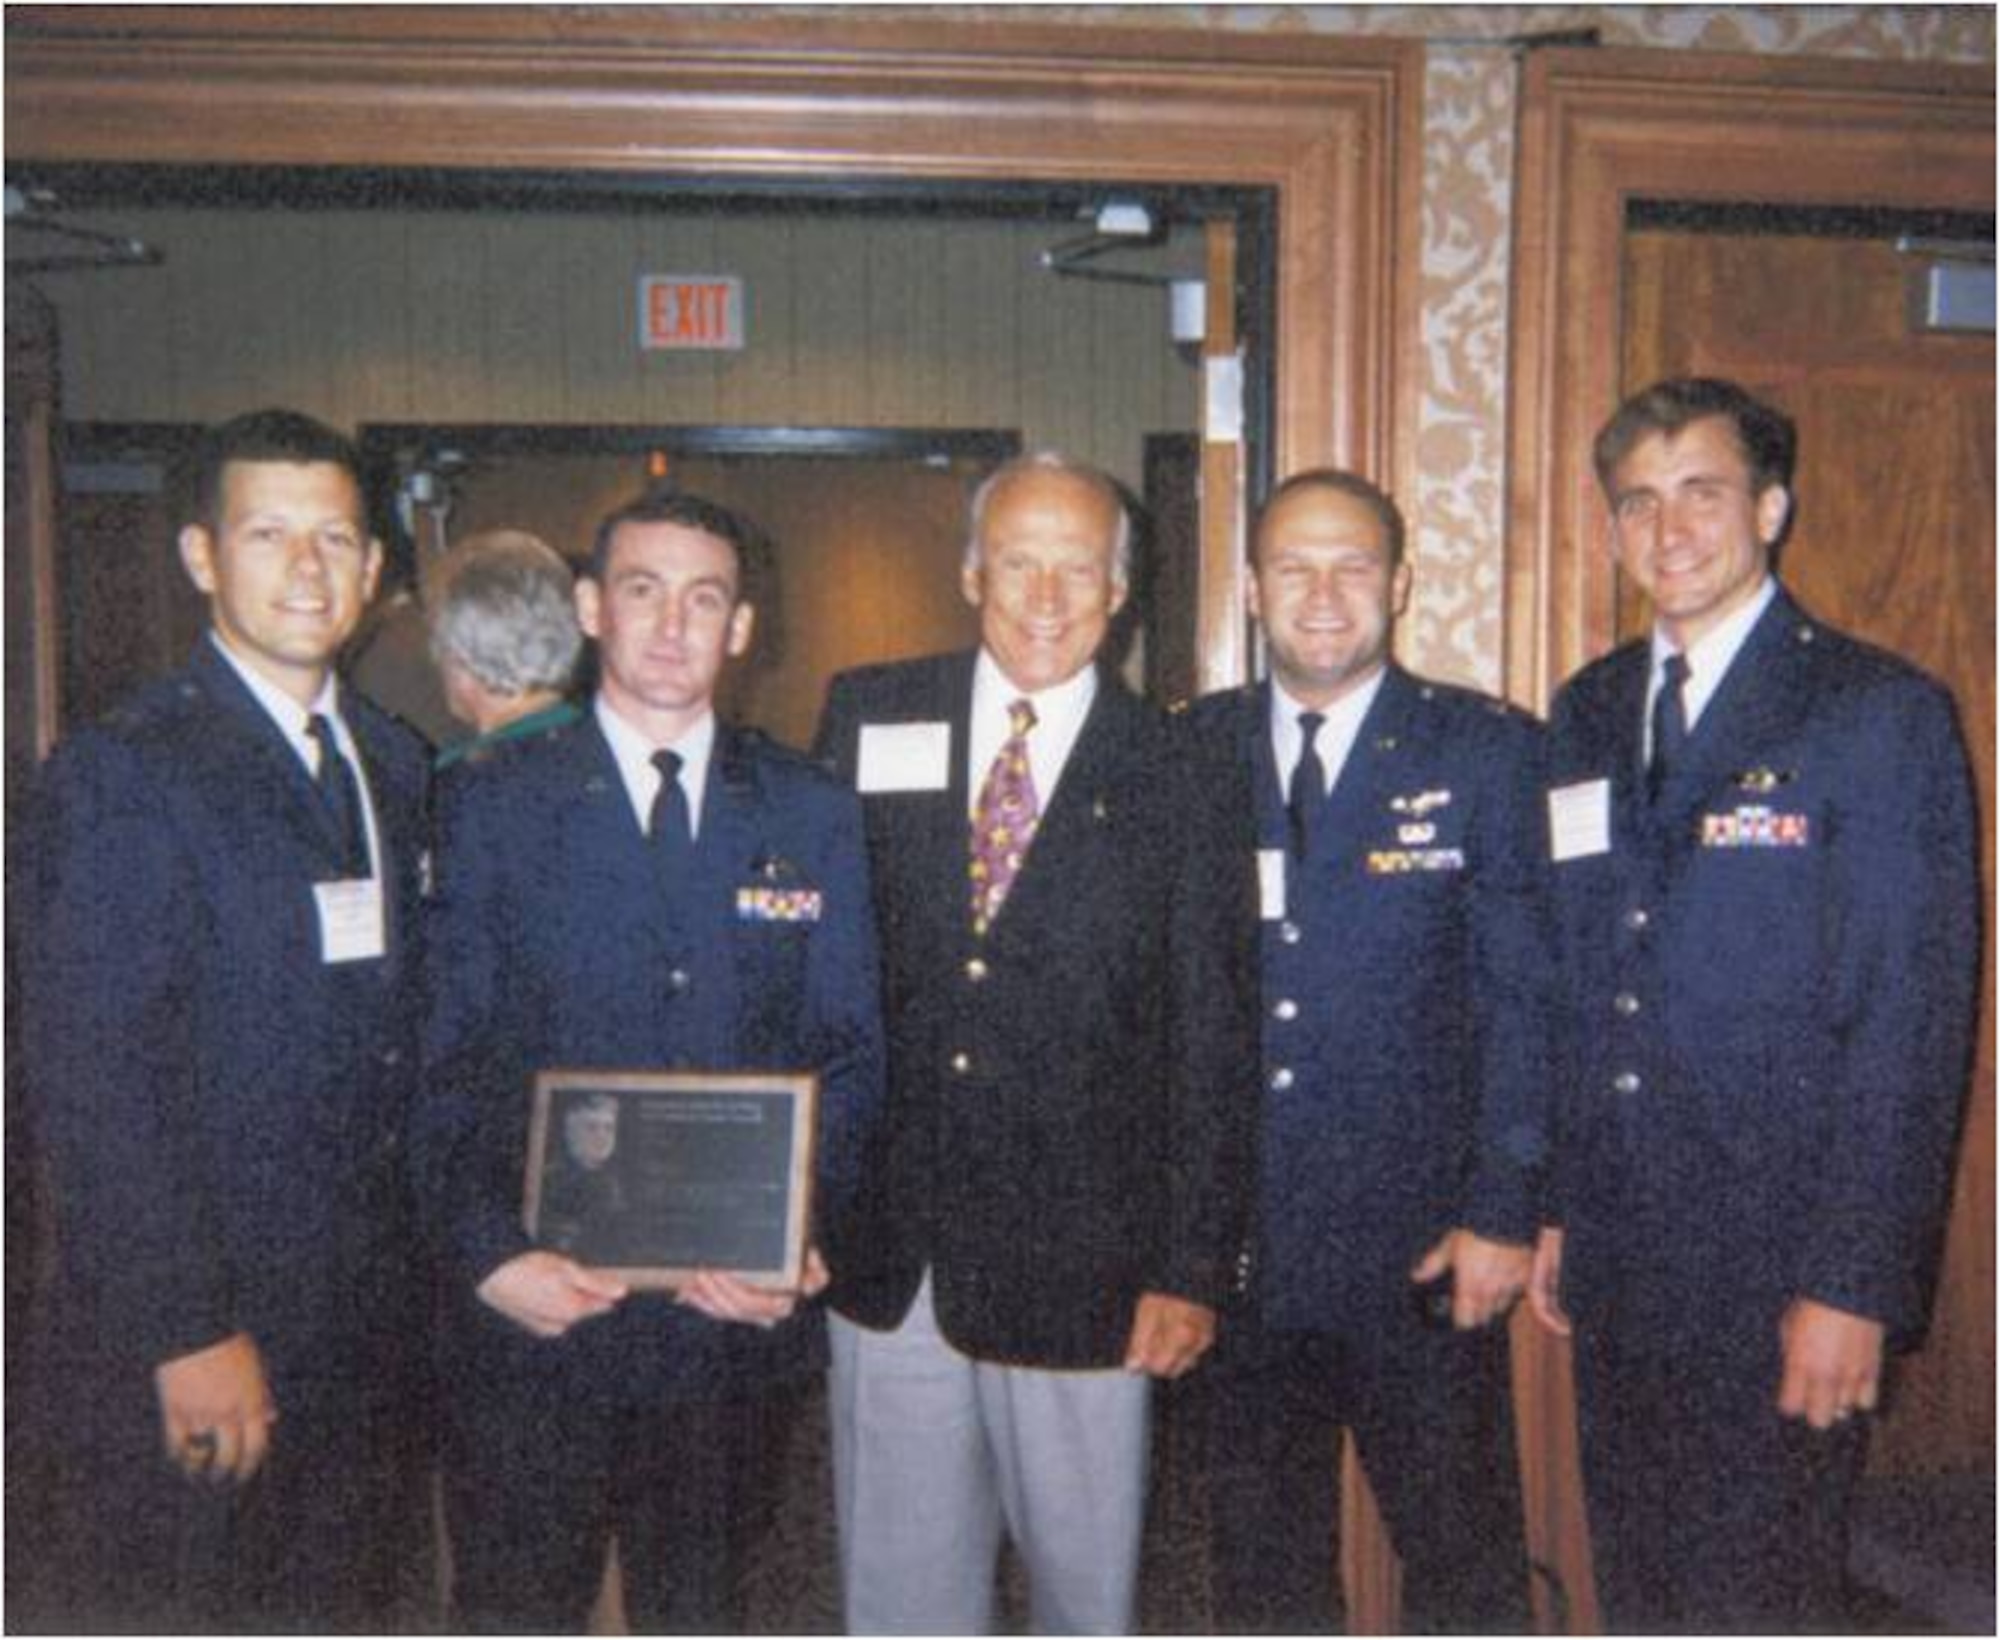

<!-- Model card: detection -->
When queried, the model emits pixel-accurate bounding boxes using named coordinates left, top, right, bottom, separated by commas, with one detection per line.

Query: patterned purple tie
left=969, top=698, right=1040, bottom=935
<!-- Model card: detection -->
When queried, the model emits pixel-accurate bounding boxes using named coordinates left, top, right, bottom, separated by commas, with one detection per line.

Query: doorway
left=350, top=425, right=1019, bottom=753
left=14, top=168, right=1264, bottom=750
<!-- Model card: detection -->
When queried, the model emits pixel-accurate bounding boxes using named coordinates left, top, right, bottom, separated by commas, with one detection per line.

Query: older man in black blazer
left=813, top=452, right=1258, bottom=1633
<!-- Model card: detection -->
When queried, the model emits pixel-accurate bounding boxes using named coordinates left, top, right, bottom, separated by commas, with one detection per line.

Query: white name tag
left=1258, top=847, right=1288, bottom=921
left=314, top=878, right=386, bottom=964
left=1548, top=779, right=1612, bottom=863
left=857, top=721, right=952, bottom=793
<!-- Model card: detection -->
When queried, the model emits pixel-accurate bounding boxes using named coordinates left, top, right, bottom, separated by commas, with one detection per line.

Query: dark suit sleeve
left=801, top=783, right=887, bottom=1276
left=1460, top=712, right=1555, bottom=1245
left=1158, top=711, right=1261, bottom=1307
left=1798, top=678, right=1979, bottom=1331
left=26, top=735, right=236, bottom=1368
left=811, top=672, right=861, bottom=777
left=413, top=769, right=535, bottom=1288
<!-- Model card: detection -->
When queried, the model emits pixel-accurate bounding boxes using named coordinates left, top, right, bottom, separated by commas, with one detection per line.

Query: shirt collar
left=1269, top=668, right=1384, bottom=743
left=594, top=696, right=717, bottom=834
left=971, top=648, right=1098, bottom=738
left=1650, top=576, right=1777, bottom=730
left=1267, top=667, right=1387, bottom=797
left=207, top=630, right=343, bottom=765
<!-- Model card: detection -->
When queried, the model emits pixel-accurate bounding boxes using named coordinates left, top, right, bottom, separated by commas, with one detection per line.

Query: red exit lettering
left=640, top=276, right=743, bottom=350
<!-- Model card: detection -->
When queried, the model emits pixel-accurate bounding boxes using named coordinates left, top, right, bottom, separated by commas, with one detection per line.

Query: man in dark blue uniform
left=1529, top=378, right=1979, bottom=1632
left=24, top=409, right=431, bottom=1629
left=417, top=490, right=884, bottom=1632
left=1190, top=469, right=1547, bottom=1632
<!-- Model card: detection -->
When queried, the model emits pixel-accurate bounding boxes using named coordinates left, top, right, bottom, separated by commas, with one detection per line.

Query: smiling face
left=1249, top=482, right=1410, bottom=709
left=962, top=467, right=1127, bottom=695
left=177, top=460, right=382, bottom=706
left=574, top=519, right=754, bottom=744
left=1606, top=414, right=1790, bottom=650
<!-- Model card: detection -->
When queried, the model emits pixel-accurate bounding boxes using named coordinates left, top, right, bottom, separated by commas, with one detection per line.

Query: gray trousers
left=829, top=1274, right=1151, bottom=1635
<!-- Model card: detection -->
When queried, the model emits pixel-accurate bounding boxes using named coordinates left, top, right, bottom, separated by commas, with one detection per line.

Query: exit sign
left=638, top=275, right=745, bottom=351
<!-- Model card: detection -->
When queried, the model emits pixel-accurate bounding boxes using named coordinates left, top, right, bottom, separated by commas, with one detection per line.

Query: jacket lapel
left=187, top=641, right=357, bottom=873
left=981, top=672, right=1132, bottom=940
left=1653, top=591, right=1815, bottom=836
left=1586, top=644, right=1652, bottom=851
left=557, top=717, right=668, bottom=936
left=1310, top=667, right=1417, bottom=867
left=697, top=724, right=764, bottom=921
left=1245, top=682, right=1289, bottom=849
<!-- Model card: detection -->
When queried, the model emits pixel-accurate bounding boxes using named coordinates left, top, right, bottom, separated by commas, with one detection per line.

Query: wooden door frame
left=5, top=5, right=1424, bottom=697
left=1505, top=46, right=1994, bottom=712
left=1504, top=44, right=1994, bottom=1636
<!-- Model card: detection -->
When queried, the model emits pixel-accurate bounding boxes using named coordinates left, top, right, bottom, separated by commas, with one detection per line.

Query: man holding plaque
left=22, top=409, right=430, bottom=1629
left=813, top=452, right=1259, bottom=1634
left=418, top=489, right=884, bottom=1632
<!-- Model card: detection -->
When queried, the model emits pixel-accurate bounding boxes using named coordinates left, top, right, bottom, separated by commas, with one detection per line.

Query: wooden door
left=682, top=455, right=985, bottom=751
left=1621, top=225, right=1996, bottom=1478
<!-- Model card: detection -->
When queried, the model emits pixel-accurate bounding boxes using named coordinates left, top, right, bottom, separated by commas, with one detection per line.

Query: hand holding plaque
left=524, top=1070, right=819, bottom=1291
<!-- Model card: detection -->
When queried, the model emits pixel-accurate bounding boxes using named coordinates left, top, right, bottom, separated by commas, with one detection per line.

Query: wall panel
left=53, top=206, right=1197, bottom=487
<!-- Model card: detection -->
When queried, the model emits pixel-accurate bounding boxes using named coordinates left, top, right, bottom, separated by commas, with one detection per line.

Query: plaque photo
left=523, top=1069, right=819, bottom=1290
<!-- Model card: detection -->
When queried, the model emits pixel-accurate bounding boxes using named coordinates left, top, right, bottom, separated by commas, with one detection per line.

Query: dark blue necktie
left=1288, top=710, right=1326, bottom=860
left=306, top=714, right=368, bottom=876
left=649, top=748, right=692, bottom=858
left=1647, top=653, right=1690, bottom=805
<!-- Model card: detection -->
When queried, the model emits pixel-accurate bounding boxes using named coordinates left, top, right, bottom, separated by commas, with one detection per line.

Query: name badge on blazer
left=857, top=721, right=951, bottom=793
left=1700, top=805, right=1810, bottom=850
left=314, top=878, right=386, bottom=963
left=1549, top=778, right=1612, bottom=863
left=1258, top=848, right=1287, bottom=920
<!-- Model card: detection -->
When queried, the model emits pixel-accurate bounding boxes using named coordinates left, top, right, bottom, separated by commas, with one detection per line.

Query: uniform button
left=1623, top=907, right=1651, bottom=932
left=965, top=957, right=989, bottom=983
left=1272, top=998, right=1299, bottom=1022
left=668, top=968, right=691, bottom=993
left=1269, top=1067, right=1295, bottom=1092
left=950, top=1051, right=972, bottom=1075
left=1612, top=1071, right=1641, bottom=1095
left=1613, top=992, right=1641, bottom=1017
left=1279, top=921, right=1302, bottom=946
left=380, top=1047, right=403, bottom=1067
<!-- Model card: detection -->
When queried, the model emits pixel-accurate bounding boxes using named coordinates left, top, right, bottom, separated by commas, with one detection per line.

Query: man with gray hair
left=426, top=529, right=584, bottom=770
left=812, top=452, right=1257, bottom=1634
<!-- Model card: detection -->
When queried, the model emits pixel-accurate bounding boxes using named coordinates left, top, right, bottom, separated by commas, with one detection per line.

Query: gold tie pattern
left=969, top=698, right=1040, bottom=935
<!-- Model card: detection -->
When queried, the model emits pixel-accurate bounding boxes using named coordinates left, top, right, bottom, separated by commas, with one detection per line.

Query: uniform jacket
left=26, top=639, right=430, bottom=1394
left=415, top=714, right=884, bottom=1396
left=1189, top=668, right=1552, bottom=1327
left=813, top=651, right=1260, bottom=1369
left=1546, top=587, right=1978, bottom=1344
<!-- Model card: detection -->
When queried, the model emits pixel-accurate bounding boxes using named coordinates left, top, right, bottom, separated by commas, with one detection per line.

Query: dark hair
left=1254, top=468, right=1407, bottom=568
left=1593, top=377, right=1797, bottom=498
left=585, top=488, right=768, bottom=605
left=187, top=408, right=365, bottom=530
